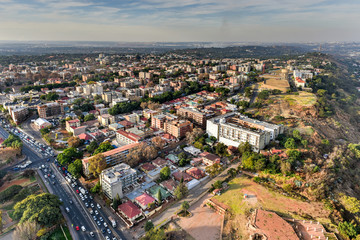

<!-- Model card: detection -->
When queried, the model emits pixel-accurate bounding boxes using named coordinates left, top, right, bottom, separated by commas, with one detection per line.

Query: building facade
left=206, top=112, right=284, bottom=152
left=100, top=163, right=139, bottom=199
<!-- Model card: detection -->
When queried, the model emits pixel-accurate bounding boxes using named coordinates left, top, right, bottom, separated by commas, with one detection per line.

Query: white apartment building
left=206, top=112, right=284, bottom=152
left=100, top=163, right=139, bottom=199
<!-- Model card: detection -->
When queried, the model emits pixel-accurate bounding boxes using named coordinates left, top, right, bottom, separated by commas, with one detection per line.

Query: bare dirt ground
left=177, top=193, right=223, bottom=240
left=0, top=178, right=29, bottom=192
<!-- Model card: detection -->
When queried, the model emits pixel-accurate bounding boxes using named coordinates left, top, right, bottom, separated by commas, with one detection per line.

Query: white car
left=104, top=222, right=108, bottom=227
left=95, top=210, right=99, bottom=215
left=97, top=203, right=101, bottom=209
left=81, top=226, right=86, bottom=232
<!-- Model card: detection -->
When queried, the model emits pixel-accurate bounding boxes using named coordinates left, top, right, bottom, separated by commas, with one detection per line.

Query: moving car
left=75, top=226, right=80, bottom=231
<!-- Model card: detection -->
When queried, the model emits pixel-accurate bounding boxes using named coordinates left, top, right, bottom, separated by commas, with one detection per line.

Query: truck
left=108, top=216, right=116, bottom=228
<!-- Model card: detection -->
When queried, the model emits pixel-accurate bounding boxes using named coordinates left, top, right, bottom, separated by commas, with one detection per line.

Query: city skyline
left=0, top=0, right=359, bottom=42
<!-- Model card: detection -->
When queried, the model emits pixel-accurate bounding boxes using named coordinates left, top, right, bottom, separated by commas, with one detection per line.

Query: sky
left=0, top=0, right=359, bottom=42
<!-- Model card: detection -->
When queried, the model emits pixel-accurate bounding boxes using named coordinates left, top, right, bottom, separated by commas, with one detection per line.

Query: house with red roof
left=172, top=171, right=192, bottom=182
left=78, top=133, right=94, bottom=141
left=134, top=193, right=156, bottom=210
left=118, top=201, right=142, bottom=223
left=140, top=163, right=156, bottom=173
left=160, top=178, right=177, bottom=193
left=152, top=157, right=167, bottom=168
left=186, top=167, right=205, bottom=180
left=295, top=77, right=306, bottom=88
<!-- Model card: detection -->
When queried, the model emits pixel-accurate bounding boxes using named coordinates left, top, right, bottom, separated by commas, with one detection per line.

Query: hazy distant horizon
left=0, top=0, right=359, bottom=42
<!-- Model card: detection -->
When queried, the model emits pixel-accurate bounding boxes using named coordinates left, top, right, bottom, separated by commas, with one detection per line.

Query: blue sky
left=0, top=0, right=359, bottom=42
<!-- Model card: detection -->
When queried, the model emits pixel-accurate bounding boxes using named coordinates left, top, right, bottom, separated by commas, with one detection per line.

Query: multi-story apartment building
left=206, top=112, right=284, bottom=152
left=82, top=143, right=139, bottom=176
left=37, top=102, right=63, bottom=118
left=100, top=163, right=139, bottom=199
left=177, top=107, right=207, bottom=128
left=65, top=119, right=81, bottom=132
left=151, top=114, right=177, bottom=129
left=116, top=130, right=141, bottom=145
left=139, top=72, right=153, bottom=79
left=164, top=120, right=193, bottom=139
left=9, top=107, right=29, bottom=125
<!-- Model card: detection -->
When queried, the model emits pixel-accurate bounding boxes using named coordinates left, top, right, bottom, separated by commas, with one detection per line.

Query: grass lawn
left=48, top=225, right=72, bottom=240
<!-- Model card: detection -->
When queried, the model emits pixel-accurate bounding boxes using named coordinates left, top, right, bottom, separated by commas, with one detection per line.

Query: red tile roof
left=78, top=133, right=93, bottom=141
left=254, top=209, right=298, bottom=240
left=186, top=167, right=205, bottom=179
left=116, top=130, right=141, bottom=142
left=172, top=171, right=192, bottom=182
left=140, top=162, right=156, bottom=172
left=82, top=143, right=139, bottom=164
left=118, top=201, right=141, bottom=219
left=135, top=193, right=156, bottom=207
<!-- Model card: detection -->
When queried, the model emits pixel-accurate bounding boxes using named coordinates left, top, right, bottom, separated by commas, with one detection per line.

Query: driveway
left=177, top=193, right=222, bottom=240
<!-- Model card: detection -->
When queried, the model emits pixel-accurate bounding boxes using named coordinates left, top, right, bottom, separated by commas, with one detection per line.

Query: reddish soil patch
left=0, top=178, right=28, bottom=192
left=178, top=193, right=223, bottom=240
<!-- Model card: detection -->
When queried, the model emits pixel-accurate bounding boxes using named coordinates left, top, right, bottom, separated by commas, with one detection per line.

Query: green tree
left=159, top=166, right=171, bottom=181
left=67, top=159, right=82, bottom=179
left=238, top=142, right=252, bottom=155
left=13, top=193, right=62, bottom=226
left=227, top=168, right=237, bottom=178
left=284, top=138, right=296, bottom=149
left=205, top=163, right=223, bottom=177
left=215, top=142, right=227, bottom=156
left=301, top=139, right=308, bottom=148
left=90, top=181, right=101, bottom=193
left=181, top=201, right=190, bottom=214
left=292, top=130, right=302, bottom=141
left=213, top=180, right=222, bottom=189
left=174, top=179, right=188, bottom=200
left=338, top=221, right=358, bottom=239
left=84, top=114, right=95, bottom=122
left=113, top=194, right=121, bottom=210
left=57, top=147, right=83, bottom=166
left=93, top=141, right=114, bottom=155
left=144, top=221, right=154, bottom=232
left=86, top=141, right=98, bottom=154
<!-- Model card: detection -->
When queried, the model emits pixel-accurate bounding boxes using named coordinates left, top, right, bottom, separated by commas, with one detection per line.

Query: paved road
left=250, top=83, right=259, bottom=104
left=38, top=166, right=100, bottom=240
left=0, top=125, right=103, bottom=240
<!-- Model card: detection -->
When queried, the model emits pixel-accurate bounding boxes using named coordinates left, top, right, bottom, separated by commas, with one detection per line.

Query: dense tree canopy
left=13, top=193, right=62, bottom=226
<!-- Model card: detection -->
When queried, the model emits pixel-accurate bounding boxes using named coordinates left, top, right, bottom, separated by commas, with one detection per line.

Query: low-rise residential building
left=100, top=163, right=139, bottom=199
left=118, top=201, right=142, bottom=224
left=65, top=119, right=81, bottom=132
left=34, top=118, right=52, bottom=130
left=186, top=167, right=205, bottom=180
left=134, top=193, right=156, bottom=210
left=199, top=152, right=221, bottom=166
left=116, top=130, right=142, bottom=145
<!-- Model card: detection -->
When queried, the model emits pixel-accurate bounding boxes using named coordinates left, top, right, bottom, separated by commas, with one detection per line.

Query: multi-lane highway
left=0, top=123, right=126, bottom=240
left=38, top=164, right=102, bottom=240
